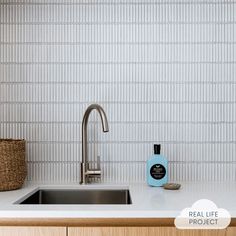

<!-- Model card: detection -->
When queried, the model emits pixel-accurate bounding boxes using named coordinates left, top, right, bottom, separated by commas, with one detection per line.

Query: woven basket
left=0, top=139, right=27, bottom=191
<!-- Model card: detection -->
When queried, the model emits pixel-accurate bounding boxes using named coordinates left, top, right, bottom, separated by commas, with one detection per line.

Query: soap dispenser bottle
left=147, top=144, right=168, bottom=187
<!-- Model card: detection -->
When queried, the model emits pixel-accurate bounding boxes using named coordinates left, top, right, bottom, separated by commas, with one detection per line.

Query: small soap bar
left=163, top=183, right=181, bottom=190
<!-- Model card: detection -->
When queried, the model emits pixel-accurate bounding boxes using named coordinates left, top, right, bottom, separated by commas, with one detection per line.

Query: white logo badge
left=175, top=199, right=231, bottom=229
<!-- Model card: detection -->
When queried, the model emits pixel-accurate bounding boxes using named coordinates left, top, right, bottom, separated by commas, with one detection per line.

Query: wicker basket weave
left=0, top=139, right=27, bottom=191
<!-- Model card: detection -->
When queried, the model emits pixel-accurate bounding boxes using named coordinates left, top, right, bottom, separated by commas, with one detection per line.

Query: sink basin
left=17, top=189, right=132, bottom=205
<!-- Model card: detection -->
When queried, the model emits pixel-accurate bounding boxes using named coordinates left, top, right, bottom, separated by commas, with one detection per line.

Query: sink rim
left=14, top=186, right=132, bottom=205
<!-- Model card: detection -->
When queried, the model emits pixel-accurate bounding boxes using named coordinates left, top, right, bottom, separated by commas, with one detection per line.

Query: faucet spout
left=80, top=104, right=109, bottom=184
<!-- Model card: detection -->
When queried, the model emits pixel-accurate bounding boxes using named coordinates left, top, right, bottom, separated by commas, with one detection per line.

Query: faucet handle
left=97, top=156, right=101, bottom=171
left=86, top=156, right=101, bottom=176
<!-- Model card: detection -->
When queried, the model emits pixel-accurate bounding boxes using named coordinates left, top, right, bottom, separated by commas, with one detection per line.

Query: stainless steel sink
left=17, top=189, right=132, bottom=205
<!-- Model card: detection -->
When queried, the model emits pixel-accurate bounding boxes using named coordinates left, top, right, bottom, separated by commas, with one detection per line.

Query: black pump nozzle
left=154, top=144, right=161, bottom=155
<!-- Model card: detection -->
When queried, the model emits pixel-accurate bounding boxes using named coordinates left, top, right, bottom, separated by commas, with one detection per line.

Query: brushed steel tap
left=80, top=104, right=109, bottom=184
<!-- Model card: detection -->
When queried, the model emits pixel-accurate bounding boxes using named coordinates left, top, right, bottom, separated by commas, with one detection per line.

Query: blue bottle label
left=150, top=164, right=166, bottom=180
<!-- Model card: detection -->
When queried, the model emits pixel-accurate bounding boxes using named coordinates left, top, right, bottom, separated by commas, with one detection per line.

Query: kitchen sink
left=17, top=189, right=132, bottom=205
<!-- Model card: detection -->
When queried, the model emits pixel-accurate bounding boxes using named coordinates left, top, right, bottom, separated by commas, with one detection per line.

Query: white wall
left=0, top=0, right=236, bottom=183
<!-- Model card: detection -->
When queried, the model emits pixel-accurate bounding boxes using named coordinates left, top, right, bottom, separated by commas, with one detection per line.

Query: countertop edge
left=0, top=218, right=236, bottom=227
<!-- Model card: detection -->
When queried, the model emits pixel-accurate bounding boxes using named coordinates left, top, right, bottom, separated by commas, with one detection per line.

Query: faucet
left=80, top=104, right=109, bottom=184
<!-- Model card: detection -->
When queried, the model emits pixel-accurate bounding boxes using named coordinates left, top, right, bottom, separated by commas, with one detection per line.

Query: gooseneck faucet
left=80, top=104, right=109, bottom=184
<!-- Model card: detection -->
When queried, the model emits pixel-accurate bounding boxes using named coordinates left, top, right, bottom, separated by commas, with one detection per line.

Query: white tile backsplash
left=0, top=0, right=235, bottom=183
